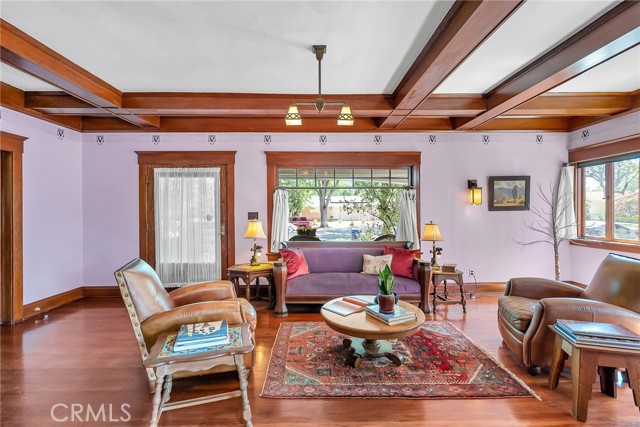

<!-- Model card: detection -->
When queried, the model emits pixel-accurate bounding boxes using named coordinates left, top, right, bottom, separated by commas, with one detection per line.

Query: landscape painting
left=488, top=176, right=530, bottom=211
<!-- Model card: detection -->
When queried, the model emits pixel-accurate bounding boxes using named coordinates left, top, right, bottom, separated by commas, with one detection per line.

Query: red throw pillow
left=383, top=246, right=420, bottom=279
left=280, top=248, right=310, bottom=280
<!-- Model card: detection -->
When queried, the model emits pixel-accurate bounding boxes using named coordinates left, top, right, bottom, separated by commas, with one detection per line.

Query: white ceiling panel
left=434, top=0, right=619, bottom=94
left=0, top=63, right=59, bottom=91
left=0, top=1, right=453, bottom=94
left=550, top=45, right=640, bottom=92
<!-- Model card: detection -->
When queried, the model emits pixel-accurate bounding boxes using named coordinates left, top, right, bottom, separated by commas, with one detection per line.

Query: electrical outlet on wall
left=469, top=269, right=475, bottom=276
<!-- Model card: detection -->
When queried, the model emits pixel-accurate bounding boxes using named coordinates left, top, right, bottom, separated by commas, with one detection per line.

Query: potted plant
left=296, top=225, right=317, bottom=236
left=377, top=265, right=396, bottom=314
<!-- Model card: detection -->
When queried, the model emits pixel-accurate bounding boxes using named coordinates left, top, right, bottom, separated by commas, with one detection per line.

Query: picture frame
left=488, top=176, right=530, bottom=211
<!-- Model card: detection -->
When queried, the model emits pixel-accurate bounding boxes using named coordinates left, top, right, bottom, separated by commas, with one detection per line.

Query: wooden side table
left=431, top=270, right=466, bottom=313
left=548, top=325, right=640, bottom=421
left=143, top=324, right=254, bottom=427
left=227, top=263, right=275, bottom=308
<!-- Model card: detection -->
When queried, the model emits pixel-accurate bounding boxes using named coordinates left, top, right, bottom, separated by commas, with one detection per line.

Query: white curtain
left=556, top=164, right=577, bottom=239
left=395, top=188, right=420, bottom=249
left=154, top=167, right=221, bottom=286
left=271, top=189, right=289, bottom=252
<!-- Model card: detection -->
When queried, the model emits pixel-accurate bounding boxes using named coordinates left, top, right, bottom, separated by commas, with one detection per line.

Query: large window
left=278, top=167, right=411, bottom=241
left=579, top=156, right=639, bottom=243
left=266, top=152, right=420, bottom=247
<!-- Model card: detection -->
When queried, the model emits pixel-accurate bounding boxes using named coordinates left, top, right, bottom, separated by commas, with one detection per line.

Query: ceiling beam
left=474, top=117, right=571, bottom=131
left=0, top=19, right=159, bottom=128
left=507, top=93, right=631, bottom=116
left=456, top=1, right=640, bottom=130
left=379, top=0, right=524, bottom=128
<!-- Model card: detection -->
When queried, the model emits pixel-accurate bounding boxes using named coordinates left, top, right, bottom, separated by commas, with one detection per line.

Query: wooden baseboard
left=463, top=282, right=505, bottom=294
left=22, top=287, right=84, bottom=320
left=83, top=286, right=120, bottom=298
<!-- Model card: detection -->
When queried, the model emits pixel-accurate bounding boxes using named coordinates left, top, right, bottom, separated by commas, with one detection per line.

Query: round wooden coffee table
left=321, top=297, right=425, bottom=367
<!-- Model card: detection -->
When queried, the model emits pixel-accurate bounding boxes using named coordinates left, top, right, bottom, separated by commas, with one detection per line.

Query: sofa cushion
left=300, top=247, right=385, bottom=273
left=498, top=296, right=538, bottom=332
left=361, top=254, right=393, bottom=274
left=384, top=246, right=420, bottom=278
left=286, top=272, right=421, bottom=296
left=280, top=248, right=310, bottom=280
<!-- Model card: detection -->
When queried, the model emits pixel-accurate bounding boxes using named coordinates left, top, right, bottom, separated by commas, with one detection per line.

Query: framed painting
left=488, top=176, right=530, bottom=211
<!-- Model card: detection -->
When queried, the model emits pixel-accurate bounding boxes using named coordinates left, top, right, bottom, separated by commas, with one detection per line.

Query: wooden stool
left=431, top=270, right=466, bottom=313
left=548, top=325, right=640, bottom=421
left=143, top=324, right=254, bottom=427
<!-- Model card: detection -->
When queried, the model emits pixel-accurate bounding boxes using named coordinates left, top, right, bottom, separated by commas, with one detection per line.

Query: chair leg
left=146, top=368, right=157, bottom=393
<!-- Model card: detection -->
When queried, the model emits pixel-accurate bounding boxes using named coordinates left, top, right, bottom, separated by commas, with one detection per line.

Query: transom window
left=277, top=168, right=411, bottom=189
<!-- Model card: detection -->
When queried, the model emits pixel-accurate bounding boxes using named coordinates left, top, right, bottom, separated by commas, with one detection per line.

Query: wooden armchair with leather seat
left=498, top=253, right=640, bottom=375
left=114, top=258, right=257, bottom=391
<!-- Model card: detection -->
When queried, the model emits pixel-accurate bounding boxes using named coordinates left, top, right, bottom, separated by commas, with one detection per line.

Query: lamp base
left=430, top=257, right=440, bottom=270
left=249, top=254, right=259, bottom=266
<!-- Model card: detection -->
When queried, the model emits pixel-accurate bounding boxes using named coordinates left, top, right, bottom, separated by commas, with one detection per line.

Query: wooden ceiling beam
left=379, top=0, right=523, bottom=128
left=0, top=83, right=82, bottom=131
left=0, top=19, right=159, bottom=128
left=456, top=1, right=640, bottom=130
left=508, top=93, right=631, bottom=116
left=473, top=117, right=571, bottom=131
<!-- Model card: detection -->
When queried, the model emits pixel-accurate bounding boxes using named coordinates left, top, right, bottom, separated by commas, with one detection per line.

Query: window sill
left=569, top=239, right=640, bottom=254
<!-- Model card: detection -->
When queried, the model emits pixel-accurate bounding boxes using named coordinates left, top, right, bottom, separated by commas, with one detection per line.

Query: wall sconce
left=468, top=180, right=482, bottom=205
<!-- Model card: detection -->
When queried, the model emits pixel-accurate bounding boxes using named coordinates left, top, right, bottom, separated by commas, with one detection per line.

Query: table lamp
left=421, top=221, right=443, bottom=269
left=244, top=220, right=266, bottom=266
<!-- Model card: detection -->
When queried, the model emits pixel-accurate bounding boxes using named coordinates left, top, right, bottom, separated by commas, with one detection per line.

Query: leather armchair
left=114, top=258, right=257, bottom=391
left=498, top=253, right=640, bottom=375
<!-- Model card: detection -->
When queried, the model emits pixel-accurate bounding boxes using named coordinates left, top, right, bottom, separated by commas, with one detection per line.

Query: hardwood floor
left=2, top=295, right=639, bottom=427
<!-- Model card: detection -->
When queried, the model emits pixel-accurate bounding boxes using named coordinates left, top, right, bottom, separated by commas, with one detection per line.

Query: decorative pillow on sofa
left=384, top=246, right=420, bottom=278
left=361, top=254, right=393, bottom=275
left=280, top=248, right=310, bottom=280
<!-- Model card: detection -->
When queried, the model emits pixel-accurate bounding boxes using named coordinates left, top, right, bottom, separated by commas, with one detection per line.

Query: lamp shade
left=337, top=105, right=354, bottom=126
left=285, top=105, right=302, bottom=126
left=421, top=222, right=443, bottom=242
left=469, top=187, right=482, bottom=205
left=244, top=220, right=266, bottom=239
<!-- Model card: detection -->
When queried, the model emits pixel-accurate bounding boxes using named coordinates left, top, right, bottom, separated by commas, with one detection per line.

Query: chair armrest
left=140, top=300, right=253, bottom=349
left=522, top=298, right=640, bottom=367
left=505, top=277, right=583, bottom=299
left=169, top=281, right=236, bottom=306
left=416, top=261, right=432, bottom=313
left=273, top=262, right=288, bottom=317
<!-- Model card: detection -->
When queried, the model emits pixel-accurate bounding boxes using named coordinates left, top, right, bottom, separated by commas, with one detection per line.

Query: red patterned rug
left=261, top=321, right=539, bottom=399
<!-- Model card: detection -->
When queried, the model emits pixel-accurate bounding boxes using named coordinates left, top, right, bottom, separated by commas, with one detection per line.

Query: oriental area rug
left=261, top=321, right=539, bottom=399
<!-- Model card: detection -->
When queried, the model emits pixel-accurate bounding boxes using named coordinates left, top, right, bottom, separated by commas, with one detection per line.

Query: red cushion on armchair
left=280, top=248, right=310, bottom=280
left=384, top=246, right=419, bottom=278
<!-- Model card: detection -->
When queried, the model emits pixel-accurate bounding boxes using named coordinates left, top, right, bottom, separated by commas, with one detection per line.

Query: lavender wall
left=81, top=131, right=569, bottom=286
left=1, top=108, right=83, bottom=304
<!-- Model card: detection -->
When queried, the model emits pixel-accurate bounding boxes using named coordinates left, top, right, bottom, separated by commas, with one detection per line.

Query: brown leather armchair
left=498, top=253, right=640, bottom=375
left=114, top=258, right=257, bottom=390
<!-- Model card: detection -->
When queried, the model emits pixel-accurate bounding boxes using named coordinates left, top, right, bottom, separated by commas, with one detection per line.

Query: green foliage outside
left=341, top=186, right=400, bottom=241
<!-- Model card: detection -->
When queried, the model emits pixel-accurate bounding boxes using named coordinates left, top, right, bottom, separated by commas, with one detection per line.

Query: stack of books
left=555, top=319, right=640, bottom=350
left=365, top=304, right=417, bottom=326
left=173, top=320, right=230, bottom=351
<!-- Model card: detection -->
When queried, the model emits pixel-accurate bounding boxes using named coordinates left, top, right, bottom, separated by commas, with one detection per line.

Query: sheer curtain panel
left=395, top=188, right=420, bottom=249
left=271, top=189, right=289, bottom=252
left=154, top=167, right=221, bottom=286
left=556, top=165, right=577, bottom=239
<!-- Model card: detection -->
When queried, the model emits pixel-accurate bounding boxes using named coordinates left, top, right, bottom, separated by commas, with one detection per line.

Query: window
left=266, top=152, right=420, bottom=246
left=579, top=156, right=640, bottom=243
left=278, top=167, right=411, bottom=241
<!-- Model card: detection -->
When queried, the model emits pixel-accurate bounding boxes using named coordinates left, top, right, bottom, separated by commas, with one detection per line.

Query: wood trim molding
left=136, top=151, right=236, bottom=278
left=569, top=238, right=640, bottom=255
left=568, top=134, right=640, bottom=163
left=82, top=286, right=121, bottom=298
left=0, top=131, right=26, bottom=324
left=265, top=151, right=421, bottom=251
left=22, top=287, right=84, bottom=320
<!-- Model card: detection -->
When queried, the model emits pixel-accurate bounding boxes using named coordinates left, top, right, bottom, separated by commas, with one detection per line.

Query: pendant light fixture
left=285, top=45, right=354, bottom=126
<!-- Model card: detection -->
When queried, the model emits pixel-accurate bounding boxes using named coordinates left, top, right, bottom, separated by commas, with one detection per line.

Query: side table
left=548, top=325, right=640, bottom=421
left=143, top=323, right=254, bottom=427
left=227, top=263, right=275, bottom=309
left=431, top=269, right=466, bottom=313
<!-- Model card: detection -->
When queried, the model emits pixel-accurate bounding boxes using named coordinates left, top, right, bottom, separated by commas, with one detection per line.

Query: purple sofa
left=273, top=241, right=431, bottom=317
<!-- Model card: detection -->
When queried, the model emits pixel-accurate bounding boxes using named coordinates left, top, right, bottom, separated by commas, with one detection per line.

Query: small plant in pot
left=377, top=265, right=396, bottom=314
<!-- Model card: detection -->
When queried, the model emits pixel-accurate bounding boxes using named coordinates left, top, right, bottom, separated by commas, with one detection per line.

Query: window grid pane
left=613, top=158, right=639, bottom=241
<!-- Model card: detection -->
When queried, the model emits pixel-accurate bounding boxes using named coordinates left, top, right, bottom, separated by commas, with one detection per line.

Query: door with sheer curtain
left=154, top=167, right=221, bottom=286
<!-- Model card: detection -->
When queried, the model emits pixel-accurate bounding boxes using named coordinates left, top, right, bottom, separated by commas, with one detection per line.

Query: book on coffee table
left=365, top=304, right=417, bottom=326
